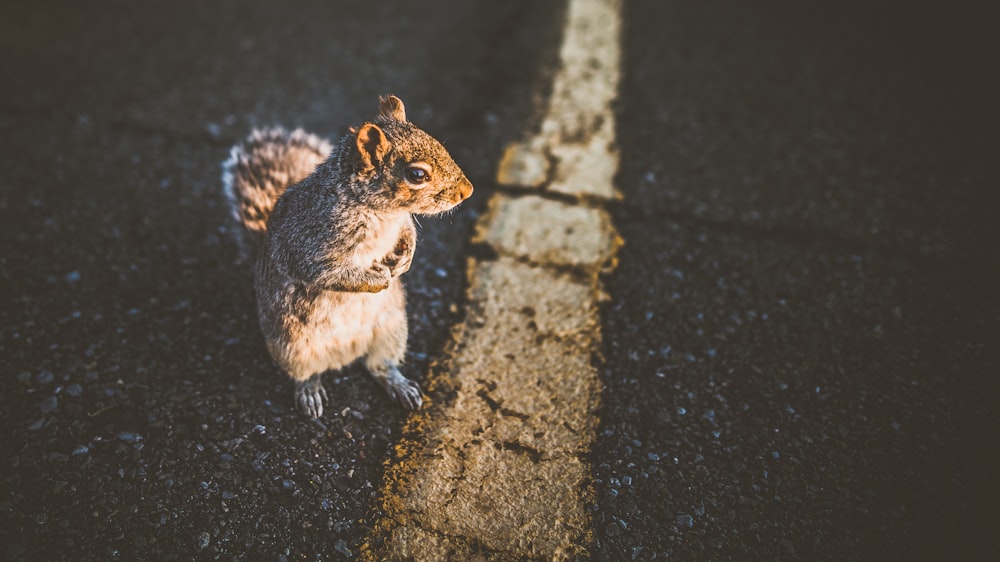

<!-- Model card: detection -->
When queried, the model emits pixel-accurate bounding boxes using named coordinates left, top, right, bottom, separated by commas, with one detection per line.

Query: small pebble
left=334, top=539, right=352, bottom=557
left=39, top=396, right=58, bottom=413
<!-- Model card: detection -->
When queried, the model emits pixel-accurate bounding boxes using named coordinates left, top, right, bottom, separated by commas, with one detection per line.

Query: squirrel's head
left=347, top=95, right=473, bottom=215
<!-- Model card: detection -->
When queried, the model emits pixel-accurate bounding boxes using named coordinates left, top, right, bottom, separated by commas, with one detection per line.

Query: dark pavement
left=594, top=1, right=998, bottom=560
left=2, top=0, right=997, bottom=560
left=1, top=1, right=563, bottom=559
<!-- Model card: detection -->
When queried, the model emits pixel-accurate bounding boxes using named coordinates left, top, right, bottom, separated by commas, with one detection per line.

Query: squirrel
left=221, top=95, right=473, bottom=418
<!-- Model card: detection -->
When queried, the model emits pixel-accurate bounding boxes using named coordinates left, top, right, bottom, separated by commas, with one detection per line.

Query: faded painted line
left=496, top=0, right=622, bottom=200
left=363, top=0, right=623, bottom=559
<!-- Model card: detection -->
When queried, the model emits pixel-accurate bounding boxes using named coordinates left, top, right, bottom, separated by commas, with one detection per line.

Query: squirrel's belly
left=271, top=282, right=405, bottom=379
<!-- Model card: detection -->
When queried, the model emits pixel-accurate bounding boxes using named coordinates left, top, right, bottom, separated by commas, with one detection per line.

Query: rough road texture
left=591, top=1, right=999, bottom=560
left=0, top=1, right=567, bottom=559
left=365, top=257, right=605, bottom=560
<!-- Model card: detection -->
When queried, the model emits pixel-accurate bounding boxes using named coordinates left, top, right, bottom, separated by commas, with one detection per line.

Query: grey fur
left=223, top=96, right=473, bottom=417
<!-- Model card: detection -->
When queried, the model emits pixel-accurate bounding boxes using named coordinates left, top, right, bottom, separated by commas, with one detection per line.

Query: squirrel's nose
left=459, top=176, right=473, bottom=200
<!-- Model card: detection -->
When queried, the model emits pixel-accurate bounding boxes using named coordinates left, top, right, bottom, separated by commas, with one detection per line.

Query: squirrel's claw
left=391, top=378, right=423, bottom=411
left=295, top=375, right=328, bottom=418
left=371, top=364, right=423, bottom=410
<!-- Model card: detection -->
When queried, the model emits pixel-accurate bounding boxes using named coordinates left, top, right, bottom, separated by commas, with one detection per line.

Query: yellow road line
left=363, top=0, right=623, bottom=558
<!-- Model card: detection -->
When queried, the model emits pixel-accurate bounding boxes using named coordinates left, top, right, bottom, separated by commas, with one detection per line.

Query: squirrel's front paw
left=295, top=374, right=328, bottom=418
left=362, top=262, right=393, bottom=292
left=382, top=251, right=412, bottom=278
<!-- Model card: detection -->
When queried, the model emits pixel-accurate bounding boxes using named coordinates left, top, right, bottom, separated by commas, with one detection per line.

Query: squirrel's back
left=221, top=127, right=332, bottom=247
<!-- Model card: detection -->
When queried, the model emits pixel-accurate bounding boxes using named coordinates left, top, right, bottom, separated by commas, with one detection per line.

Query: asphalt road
left=2, top=0, right=997, bottom=560
left=1, top=1, right=564, bottom=559
left=594, top=1, right=998, bottom=560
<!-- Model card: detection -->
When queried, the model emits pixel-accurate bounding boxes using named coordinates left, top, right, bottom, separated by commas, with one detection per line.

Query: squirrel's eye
left=405, top=166, right=430, bottom=185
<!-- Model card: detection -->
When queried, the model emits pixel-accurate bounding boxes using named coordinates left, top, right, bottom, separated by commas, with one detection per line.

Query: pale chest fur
left=282, top=280, right=404, bottom=377
left=348, top=212, right=412, bottom=269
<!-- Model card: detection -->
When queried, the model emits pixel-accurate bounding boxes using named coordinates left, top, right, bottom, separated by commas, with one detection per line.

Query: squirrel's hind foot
left=295, top=373, right=328, bottom=418
left=369, top=363, right=423, bottom=410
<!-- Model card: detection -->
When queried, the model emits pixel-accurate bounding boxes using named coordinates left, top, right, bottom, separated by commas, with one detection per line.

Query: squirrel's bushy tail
left=222, top=127, right=332, bottom=248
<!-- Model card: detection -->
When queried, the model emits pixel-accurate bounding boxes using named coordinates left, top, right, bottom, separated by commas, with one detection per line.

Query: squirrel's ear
left=355, top=123, right=392, bottom=171
left=378, top=95, right=407, bottom=122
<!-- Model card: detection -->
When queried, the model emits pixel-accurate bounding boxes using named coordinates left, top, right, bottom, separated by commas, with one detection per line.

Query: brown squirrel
left=222, top=95, right=473, bottom=417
